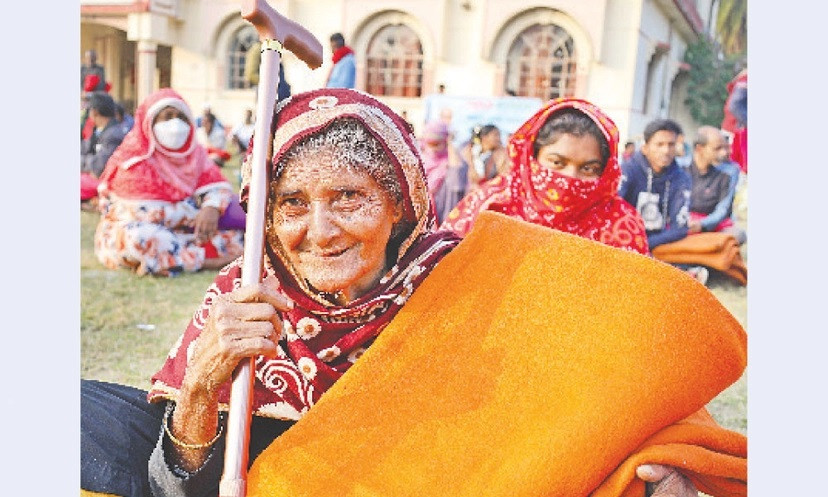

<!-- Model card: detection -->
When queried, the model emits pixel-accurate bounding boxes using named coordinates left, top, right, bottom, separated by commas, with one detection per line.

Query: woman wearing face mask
left=442, top=98, right=650, bottom=255
left=80, top=91, right=746, bottom=497
left=94, top=88, right=244, bottom=276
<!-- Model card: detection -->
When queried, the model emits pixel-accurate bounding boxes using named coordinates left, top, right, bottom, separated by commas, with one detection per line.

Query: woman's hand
left=637, top=464, right=698, bottom=497
left=183, top=275, right=294, bottom=398
left=194, top=205, right=221, bottom=242
left=170, top=276, right=294, bottom=471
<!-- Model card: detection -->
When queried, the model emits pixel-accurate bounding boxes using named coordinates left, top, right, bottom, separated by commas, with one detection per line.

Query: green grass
left=80, top=163, right=747, bottom=434
left=81, top=157, right=242, bottom=389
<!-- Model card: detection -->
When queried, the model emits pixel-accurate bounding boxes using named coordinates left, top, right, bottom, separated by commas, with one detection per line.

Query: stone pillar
left=136, top=40, right=158, bottom=105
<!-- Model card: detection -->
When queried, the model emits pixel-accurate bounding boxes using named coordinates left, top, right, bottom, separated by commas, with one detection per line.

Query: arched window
left=365, top=24, right=423, bottom=97
left=505, top=24, right=576, bottom=100
left=642, top=44, right=669, bottom=115
left=227, top=26, right=258, bottom=89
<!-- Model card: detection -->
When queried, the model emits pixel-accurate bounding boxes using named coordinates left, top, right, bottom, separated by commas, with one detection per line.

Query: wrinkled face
left=269, top=148, right=402, bottom=302
left=535, top=133, right=604, bottom=181
left=641, top=130, right=677, bottom=174
left=481, top=129, right=502, bottom=151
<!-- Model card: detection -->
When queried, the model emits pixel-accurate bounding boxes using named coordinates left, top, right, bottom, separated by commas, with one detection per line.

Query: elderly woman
left=442, top=98, right=650, bottom=255
left=94, top=88, right=244, bottom=276
left=81, top=90, right=732, bottom=497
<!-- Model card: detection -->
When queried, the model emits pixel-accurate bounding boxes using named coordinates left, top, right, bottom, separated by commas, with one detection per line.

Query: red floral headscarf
left=97, top=88, right=219, bottom=202
left=442, top=98, right=649, bottom=255
left=150, top=89, right=460, bottom=419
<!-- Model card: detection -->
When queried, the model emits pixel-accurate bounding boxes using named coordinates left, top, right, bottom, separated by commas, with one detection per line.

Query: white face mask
left=153, top=118, right=191, bottom=150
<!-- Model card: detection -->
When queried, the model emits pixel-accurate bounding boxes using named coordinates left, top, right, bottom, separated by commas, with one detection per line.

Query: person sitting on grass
left=196, top=111, right=231, bottom=167
left=687, top=126, right=746, bottom=245
left=442, top=97, right=650, bottom=255
left=93, top=88, right=244, bottom=276
left=81, top=89, right=745, bottom=497
left=618, top=119, right=708, bottom=283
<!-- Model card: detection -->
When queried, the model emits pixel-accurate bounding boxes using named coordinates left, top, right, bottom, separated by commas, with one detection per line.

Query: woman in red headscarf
left=442, top=98, right=650, bottom=255
left=81, top=90, right=719, bottom=497
left=94, top=88, right=245, bottom=276
left=82, top=88, right=461, bottom=496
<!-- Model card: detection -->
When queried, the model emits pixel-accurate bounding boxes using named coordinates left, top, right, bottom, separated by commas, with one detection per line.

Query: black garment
left=81, top=379, right=294, bottom=497
left=618, top=151, right=692, bottom=249
left=82, top=119, right=128, bottom=177
left=688, top=161, right=731, bottom=217
left=81, top=380, right=166, bottom=497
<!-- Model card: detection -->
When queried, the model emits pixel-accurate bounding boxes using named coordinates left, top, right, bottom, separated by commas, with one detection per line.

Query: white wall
left=82, top=0, right=705, bottom=142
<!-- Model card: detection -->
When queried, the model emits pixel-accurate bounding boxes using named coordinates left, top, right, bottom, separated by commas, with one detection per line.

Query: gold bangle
left=163, top=405, right=223, bottom=450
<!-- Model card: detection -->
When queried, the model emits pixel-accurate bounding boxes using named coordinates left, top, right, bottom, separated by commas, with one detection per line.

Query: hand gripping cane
left=219, top=2, right=322, bottom=496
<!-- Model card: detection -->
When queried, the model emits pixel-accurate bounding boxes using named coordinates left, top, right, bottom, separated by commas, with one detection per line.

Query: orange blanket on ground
left=248, top=211, right=747, bottom=497
left=651, top=232, right=747, bottom=286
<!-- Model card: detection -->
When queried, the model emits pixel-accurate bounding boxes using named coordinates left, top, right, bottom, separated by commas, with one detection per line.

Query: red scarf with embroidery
left=149, top=89, right=459, bottom=419
left=442, top=98, right=649, bottom=255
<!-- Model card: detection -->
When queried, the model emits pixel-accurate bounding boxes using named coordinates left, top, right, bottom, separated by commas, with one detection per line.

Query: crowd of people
left=80, top=37, right=748, bottom=497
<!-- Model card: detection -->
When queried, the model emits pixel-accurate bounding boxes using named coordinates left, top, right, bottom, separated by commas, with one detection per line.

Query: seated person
left=231, top=108, right=255, bottom=153
left=687, top=126, right=746, bottom=245
left=114, top=102, right=135, bottom=134
left=82, top=91, right=128, bottom=178
left=618, top=119, right=708, bottom=282
left=459, top=124, right=510, bottom=192
left=674, top=132, right=692, bottom=168
left=195, top=104, right=223, bottom=129
left=716, top=138, right=747, bottom=227
left=195, top=111, right=230, bottom=167
left=80, top=89, right=725, bottom=497
left=619, top=119, right=692, bottom=251
left=443, top=98, right=649, bottom=255
left=93, top=88, right=244, bottom=276
left=621, top=140, right=635, bottom=163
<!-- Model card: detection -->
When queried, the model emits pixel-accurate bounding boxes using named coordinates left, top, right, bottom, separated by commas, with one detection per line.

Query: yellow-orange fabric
left=248, top=211, right=747, bottom=497
left=80, top=490, right=117, bottom=497
left=651, top=232, right=747, bottom=286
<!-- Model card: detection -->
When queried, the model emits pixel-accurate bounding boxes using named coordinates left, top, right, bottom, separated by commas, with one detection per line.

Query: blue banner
left=422, top=94, right=544, bottom=146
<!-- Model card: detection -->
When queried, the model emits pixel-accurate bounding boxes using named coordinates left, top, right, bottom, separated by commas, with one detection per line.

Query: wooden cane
left=219, top=2, right=322, bottom=496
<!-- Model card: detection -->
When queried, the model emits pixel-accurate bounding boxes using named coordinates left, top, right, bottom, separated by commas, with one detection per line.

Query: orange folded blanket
left=248, top=211, right=747, bottom=497
left=651, top=232, right=747, bottom=286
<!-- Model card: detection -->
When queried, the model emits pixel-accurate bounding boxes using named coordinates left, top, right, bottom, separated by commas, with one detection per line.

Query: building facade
left=80, top=0, right=720, bottom=143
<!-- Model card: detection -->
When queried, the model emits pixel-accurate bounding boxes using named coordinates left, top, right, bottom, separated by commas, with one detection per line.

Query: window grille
left=506, top=24, right=577, bottom=100
left=228, top=26, right=258, bottom=89
left=365, top=24, right=423, bottom=97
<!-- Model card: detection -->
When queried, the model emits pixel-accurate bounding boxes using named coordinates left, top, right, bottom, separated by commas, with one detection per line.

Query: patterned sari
left=94, top=88, right=243, bottom=276
left=149, top=89, right=460, bottom=419
left=441, top=98, right=649, bottom=255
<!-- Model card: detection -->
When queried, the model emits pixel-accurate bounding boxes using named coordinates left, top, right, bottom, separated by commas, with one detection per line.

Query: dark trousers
left=81, top=379, right=293, bottom=497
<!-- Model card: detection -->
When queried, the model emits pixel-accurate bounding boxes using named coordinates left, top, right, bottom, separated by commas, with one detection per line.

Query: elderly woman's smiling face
left=270, top=146, right=402, bottom=303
